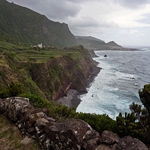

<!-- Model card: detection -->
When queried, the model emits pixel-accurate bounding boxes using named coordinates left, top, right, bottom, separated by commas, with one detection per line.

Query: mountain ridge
left=75, top=36, right=137, bottom=50
left=0, top=0, right=77, bottom=47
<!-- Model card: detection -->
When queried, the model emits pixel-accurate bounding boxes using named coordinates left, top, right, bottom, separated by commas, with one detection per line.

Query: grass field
left=0, top=40, right=82, bottom=64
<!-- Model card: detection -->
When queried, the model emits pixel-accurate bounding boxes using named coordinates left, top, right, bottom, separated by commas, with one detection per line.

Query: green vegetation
left=0, top=115, right=40, bottom=150
left=0, top=82, right=23, bottom=98
left=116, top=83, right=150, bottom=144
left=0, top=41, right=93, bottom=100
left=19, top=94, right=117, bottom=133
left=0, top=81, right=116, bottom=134
left=75, top=113, right=116, bottom=133
left=139, top=84, right=150, bottom=114
left=0, top=42, right=113, bottom=135
left=75, top=36, right=122, bottom=50
left=2, top=82, right=150, bottom=145
left=0, top=0, right=76, bottom=47
left=1, top=40, right=150, bottom=146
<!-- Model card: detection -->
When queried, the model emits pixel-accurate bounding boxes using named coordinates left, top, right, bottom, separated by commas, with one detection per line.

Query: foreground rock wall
left=0, top=97, right=148, bottom=150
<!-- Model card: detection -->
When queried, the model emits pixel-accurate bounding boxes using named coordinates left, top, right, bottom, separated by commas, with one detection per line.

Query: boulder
left=55, top=119, right=100, bottom=150
left=0, top=97, right=149, bottom=150
left=21, top=136, right=35, bottom=145
left=96, top=144, right=115, bottom=150
left=101, top=130, right=120, bottom=145
left=0, top=97, right=101, bottom=150
left=116, top=136, right=148, bottom=150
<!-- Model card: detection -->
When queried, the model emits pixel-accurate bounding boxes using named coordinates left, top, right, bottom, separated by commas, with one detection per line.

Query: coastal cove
left=76, top=48, right=150, bottom=119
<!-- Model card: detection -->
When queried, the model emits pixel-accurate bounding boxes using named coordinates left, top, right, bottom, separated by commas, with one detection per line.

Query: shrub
left=0, top=82, right=23, bottom=98
left=75, top=113, right=117, bottom=133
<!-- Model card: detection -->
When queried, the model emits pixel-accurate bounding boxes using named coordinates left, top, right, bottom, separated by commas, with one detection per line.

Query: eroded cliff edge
left=0, top=45, right=100, bottom=106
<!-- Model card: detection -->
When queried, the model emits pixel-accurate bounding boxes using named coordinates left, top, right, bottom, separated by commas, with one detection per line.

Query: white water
left=76, top=49, right=150, bottom=119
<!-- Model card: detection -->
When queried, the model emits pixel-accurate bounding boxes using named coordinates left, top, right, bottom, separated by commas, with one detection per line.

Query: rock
left=0, top=97, right=149, bottom=150
left=96, top=144, right=114, bottom=150
left=58, top=89, right=81, bottom=108
left=21, top=136, right=35, bottom=145
left=101, top=130, right=120, bottom=145
left=36, top=118, right=49, bottom=126
left=0, top=98, right=5, bottom=113
left=47, top=117, right=56, bottom=122
left=0, top=97, right=101, bottom=149
left=55, top=119, right=100, bottom=149
left=116, top=136, right=148, bottom=150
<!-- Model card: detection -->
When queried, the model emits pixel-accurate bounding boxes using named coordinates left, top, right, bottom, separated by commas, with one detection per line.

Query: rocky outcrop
left=116, top=136, right=149, bottom=150
left=0, top=97, right=148, bottom=150
left=97, top=131, right=148, bottom=150
left=0, top=97, right=100, bottom=149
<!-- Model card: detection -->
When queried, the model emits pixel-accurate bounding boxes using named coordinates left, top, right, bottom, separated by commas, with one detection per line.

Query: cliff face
left=0, top=0, right=76, bottom=47
left=28, top=46, right=100, bottom=100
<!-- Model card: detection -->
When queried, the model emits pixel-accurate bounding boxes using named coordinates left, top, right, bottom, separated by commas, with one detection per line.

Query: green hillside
left=0, top=0, right=76, bottom=47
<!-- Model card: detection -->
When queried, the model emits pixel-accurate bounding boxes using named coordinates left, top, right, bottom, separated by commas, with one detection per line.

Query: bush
left=75, top=113, right=117, bottom=133
left=0, top=82, right=23, bottom=98
left=19, top=93, right=51, bottom=108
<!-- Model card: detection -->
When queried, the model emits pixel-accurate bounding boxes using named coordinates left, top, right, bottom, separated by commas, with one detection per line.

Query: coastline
left=64, top=48, right=140, bottom=109
left=58, top=64, right=101, bottom=108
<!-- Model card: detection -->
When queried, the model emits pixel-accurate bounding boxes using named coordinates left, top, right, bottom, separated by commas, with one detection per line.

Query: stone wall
left=0, top=97, right=148, bottom=150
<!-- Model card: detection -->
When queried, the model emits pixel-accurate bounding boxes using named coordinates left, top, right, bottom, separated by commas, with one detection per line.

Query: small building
left=37, top=43, right=42, bottom=48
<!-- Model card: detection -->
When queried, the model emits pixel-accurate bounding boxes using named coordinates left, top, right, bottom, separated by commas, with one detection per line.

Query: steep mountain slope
left=0, top=0, right=76, bottom=47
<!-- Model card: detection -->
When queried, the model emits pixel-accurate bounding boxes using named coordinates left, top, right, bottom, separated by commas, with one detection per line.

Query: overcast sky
left=7, top=0, right=150, bottom=46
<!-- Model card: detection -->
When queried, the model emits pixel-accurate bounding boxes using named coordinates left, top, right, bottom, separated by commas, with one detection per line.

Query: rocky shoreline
left=58, top=63, right=101, bottom=108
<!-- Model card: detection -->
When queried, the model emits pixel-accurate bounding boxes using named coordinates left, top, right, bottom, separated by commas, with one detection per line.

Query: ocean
left=76, top=48, right=150, bottom=119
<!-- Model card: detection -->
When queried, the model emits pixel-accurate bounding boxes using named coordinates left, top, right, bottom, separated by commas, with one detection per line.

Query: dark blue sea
left=76, top=48, right=150, bottom=119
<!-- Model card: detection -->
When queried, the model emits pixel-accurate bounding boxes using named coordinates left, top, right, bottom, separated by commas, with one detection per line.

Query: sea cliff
left=0, top=45, right=100, bottom=106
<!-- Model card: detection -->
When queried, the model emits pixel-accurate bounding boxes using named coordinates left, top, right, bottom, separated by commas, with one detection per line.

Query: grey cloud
left=113, top=0, right=150, bottom=9
left=70, top=17, right=100, bottom=27
left=7, top=0, right=81, bottom=21
left=69, top=17, right=118, bottom=36
left=36, top=0, right=81, bottom=20
left=69, top=17, right=118, bottom=28
left=67, top=0, right=98, bottom=3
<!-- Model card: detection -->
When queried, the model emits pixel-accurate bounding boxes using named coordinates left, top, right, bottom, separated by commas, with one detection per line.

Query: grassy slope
left=1, top=41, right=148, bottom=147
left=0, top=0, right=76, bottom=47
left=0, top=41, right=95, bottom=100
left=0, top=115, right=40, bottom=150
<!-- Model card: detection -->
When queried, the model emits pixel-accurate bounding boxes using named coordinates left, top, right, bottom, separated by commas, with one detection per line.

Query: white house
left=37, top=43, right=42, bottom=48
